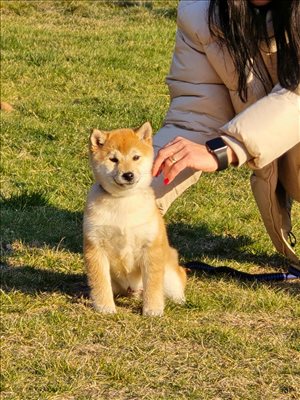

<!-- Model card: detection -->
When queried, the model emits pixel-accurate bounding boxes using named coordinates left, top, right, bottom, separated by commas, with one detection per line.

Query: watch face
left=206, top=137, right=227, bottom=151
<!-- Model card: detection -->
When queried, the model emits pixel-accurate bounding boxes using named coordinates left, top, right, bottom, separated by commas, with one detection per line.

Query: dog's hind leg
left=164, top=248, right=186, bottom=304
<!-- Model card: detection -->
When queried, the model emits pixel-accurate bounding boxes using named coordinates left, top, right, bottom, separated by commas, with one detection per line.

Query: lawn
left=1, top=1, right=299, bottom=399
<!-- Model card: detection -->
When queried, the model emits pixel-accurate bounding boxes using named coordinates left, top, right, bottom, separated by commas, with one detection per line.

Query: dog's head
left=89, top=122, right=154, bottom=196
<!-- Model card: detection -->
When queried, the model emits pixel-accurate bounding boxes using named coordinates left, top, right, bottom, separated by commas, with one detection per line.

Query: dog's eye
left=109, top=157, right=119, bottom=163
left=133, top=155, right=140, bottom=161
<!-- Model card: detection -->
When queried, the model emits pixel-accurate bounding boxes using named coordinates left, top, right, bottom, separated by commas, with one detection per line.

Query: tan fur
left=83, top=122, right=186, bottom=316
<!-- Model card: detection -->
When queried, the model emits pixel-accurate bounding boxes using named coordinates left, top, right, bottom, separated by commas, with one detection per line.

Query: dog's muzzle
left=114, top=171, right=137, bottom=187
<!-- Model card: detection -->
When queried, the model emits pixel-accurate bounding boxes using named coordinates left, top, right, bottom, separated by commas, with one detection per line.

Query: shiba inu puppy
left=83, top=122, right=186, bottom=316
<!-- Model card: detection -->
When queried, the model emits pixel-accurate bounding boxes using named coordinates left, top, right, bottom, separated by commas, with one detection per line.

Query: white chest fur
left=84, top=184, right=159, bottom=274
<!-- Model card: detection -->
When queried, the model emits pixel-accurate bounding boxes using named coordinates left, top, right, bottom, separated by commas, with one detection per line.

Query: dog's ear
left=134, top=122, right=152, bottom=145
left=90, top=129, right=108, bottom=151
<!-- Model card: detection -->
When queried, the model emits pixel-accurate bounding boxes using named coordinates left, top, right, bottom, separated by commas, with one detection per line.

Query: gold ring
left=169, top=155, right=177, bottom=164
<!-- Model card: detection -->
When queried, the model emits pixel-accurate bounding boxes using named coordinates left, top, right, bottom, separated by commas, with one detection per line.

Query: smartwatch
left=205, top=137, right=228, bottom=171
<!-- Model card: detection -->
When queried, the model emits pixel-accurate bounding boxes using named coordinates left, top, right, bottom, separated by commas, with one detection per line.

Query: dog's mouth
left=113, top=178, right=139, bottom=187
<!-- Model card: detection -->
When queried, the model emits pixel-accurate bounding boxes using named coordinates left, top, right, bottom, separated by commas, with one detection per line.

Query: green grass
left=1, top=1, right=300, bottom=399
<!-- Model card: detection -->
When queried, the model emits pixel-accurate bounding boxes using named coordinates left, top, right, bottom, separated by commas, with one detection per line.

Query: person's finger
left=160, top=147, right=188, bottom=177
left=152, top=156, right=164, bottom=177
left=161, top=157, right=176, bottom=178
left=163, top=156, right=190, bottom=184
left=152, top=142, right=184, bottom=176
left=163, top=136, right=184, bottom=148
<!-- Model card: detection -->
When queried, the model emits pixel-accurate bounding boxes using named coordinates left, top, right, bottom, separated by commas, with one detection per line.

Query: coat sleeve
left=163, top=0, right=236, bottom=135
left=220, top=84, right=300, bottom=169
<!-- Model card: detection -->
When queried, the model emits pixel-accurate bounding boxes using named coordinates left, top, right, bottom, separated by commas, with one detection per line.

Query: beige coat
left=153, top=0, right=300, bottom=268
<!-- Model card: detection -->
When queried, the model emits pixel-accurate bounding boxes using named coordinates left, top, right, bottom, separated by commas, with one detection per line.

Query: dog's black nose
left=122, top=172, right=134, bottom=182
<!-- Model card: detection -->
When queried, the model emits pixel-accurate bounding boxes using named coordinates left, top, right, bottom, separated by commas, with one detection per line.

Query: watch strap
left=205, top=138, right=228, bottom=171
left=214, top=147, right=228, bottom=171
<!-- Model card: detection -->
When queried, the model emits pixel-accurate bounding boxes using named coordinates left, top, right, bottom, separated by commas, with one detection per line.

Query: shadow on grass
left=0, top=264, right=89, bottom=299
left=0, top=191, right=82, bottom=253
left=1, top=191, right=299, bottom=298
left=0, top=191, right=88, bottom=298
left=167, top=223, right=300, bottom=294
left=167, top=222, right=288, bottom=268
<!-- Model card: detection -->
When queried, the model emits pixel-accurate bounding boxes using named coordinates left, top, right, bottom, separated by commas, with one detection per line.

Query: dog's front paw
left=93, top=303, right=116, bottom=314
left=143, top=308, right=164, bottom=317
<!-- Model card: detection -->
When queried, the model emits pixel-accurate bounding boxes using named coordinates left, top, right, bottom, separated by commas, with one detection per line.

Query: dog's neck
left=98, top=183, right=145, bottom=198
left=99, top=183, right=108, bottom=194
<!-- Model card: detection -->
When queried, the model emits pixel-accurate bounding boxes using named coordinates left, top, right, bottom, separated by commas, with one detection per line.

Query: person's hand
left=152, top=136, right=237, bottom=184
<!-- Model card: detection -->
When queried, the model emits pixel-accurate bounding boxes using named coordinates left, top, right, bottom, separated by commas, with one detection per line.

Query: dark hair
left=208, top=0, right=300, bottom=102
